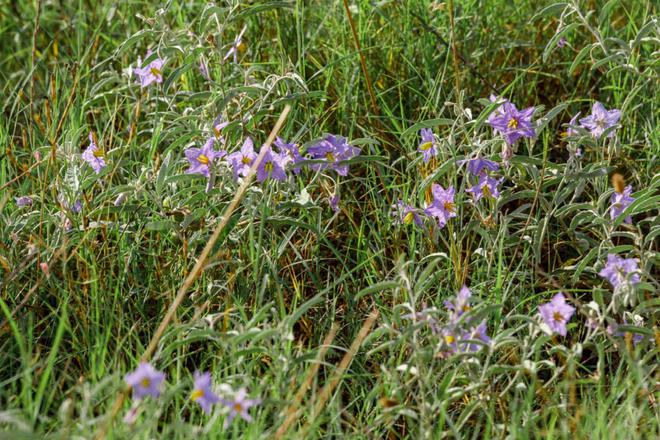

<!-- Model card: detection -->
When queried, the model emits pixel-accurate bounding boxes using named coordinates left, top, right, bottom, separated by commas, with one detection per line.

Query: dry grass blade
left=94, top=104, right=292, bottom=440
left=274, top=322, right=338, bottom=439
left=298, top=309, right=379, bottom=437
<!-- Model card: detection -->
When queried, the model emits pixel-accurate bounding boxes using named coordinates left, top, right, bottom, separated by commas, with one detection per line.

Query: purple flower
left=539, top=293, right=575, bottom=336
left=124, top=362, right=165, bottom=399
left=274, top=137, right=303, bottom=175
left=557, top=37, right=568, bottom=48
left=15, top=196, right=33, bottom=207
left=579, top=102, right=621, bottom=139
left=82, top=132, right=106, bottom=174
left=424, top=184, right=456, bottom=228
left=609, top=185, right=635, bottom=224
left=487, top=101, right=536, bottom=145
left=256, top=146, right=287, bottom=182
left=461, top=320, right=490, bottom=352
left=222, top=387, right=261, bottom=428
left=458, top=157, right=499, bottom=176
left=444, top=285, right=472, bottom=323
left=565, top=112, right=581, bottom=137
left=402, top=303, right=440, bottom=335
left=466, top=173, right=503, bottom=202
left=191, top=371, right=221, bottom=414
left=418, top=128, right=438, bottom=163
left=439, top=325, right=460, bottom=356
left=598, top=254, right=640, bottom=290
left=329, top=194, right=340, bottom=213
left=224, top=26, right=247, bottom=64
left=394, top=200, right=424, bottom=227
left=134, top=51, right=165, bottom=88
left=307, top=135, right=360, bottom=176
left=227, top=138, right=257, bottom=179
left=185, top=137, right=225, bottom=178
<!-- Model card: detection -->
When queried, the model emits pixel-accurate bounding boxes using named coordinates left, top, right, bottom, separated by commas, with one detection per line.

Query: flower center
left=325, top=152, right=335, bottom=161
left=553, top=311, right=564, bottom=323
left=443, top=201, right=455, bottom=213
left=140, top=378, right=151, bottom=388
left=242, top=156, right=252, bottom=165
left=264, top=162, right=273, bottom=173
left=403, top=211, right=415, bottom=225
left=444, top=335, right=455, bottom=344
left=197, top=154, right=209, bottom=165
left=93, top=149, right=104, bottom=158
left=481, top=185, right=492, bottom=198
left=462, top=305, right=470, bottom=313
left=191, top=389, right=204, bottom=401
left=234, top=403, right=243, bottom=412
left=419, top=141, right=433, bottom=151
left=150, top=67, right=162, bottom=77
left=507, top=118, right=519, bottom=129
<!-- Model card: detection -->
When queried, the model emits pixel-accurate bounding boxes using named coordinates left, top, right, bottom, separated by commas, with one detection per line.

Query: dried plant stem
left=298, top=309, right=379, bottom=437
left=94, top=105, right=291, bottom=440
left=274, top=322, right=338, bottom=439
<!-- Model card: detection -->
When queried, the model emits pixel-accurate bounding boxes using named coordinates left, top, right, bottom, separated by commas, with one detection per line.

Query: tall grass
left=1, top=0, right=658, bottom=438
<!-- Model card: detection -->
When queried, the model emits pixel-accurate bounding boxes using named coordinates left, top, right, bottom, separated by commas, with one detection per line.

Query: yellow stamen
left=93, top=149, right=104, bottom=158
left=264, top=162, right=273, bottom=173
left=197, top=154, right=209, bottom=165
left=234, top=403, right=243, bottom=412
left=419, top=141, right=433, bottom=151
left=462, top=305, right=470, bottom=313
left=444, top=335, right=455, bottom=344
left=242, top=156, right=251, bottom=165
left=150, top=67, right=162, bottom=77
left=443, top=201, right=455, bottom=213
left=482, top=185, right=492, bottom=198
left=403, top=211, right=415, bottom=225
left=553, top=311, right=564, bottom=322
left=325, top=152, right=335, bottom=161
left=507, top=118, right=519, bottom=129
left=141, top=378, right=151, bottom=388
left=191, top=389, right=204, bottom=401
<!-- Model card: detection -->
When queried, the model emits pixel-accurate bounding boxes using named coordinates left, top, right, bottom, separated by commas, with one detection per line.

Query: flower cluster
left=404, top=286, right=491, bottom=357
left=124, top=362, right=260, bottom=428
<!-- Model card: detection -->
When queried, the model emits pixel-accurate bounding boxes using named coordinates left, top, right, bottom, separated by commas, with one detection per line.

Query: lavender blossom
left=487, top=101, right=536, bottom=145
left=134, top=51, right=165, bottom=88
left=185, top=138, right=225, bottom=178
left=565, top=112, right=581, bottom=137
left=191, top=371, right=221, bottom=414
left=394, top=200, right=424, bottom=227
left=124, top=362, right=165, bottom=399
left=227, top=138, right=257, bottom=179
left=538, top=293, right=575, bottom=337
left=15, top=196, right=33, bottom=207
left=598, top=254, right=640, bottom=290
left=461, top=320, right=491, bottom=352
left=418, top=128, right=438, bottom=163
left=307, top=135, right=360, bottom=176
left=275, top=137, right=303, bottom=175
left=579, top=102, right=621, bottom=138
left=444, top=285, right=472, bottom=323
left=82, top=132, right=106, bottom=174
left=466, top=173, right=503, bottom=202
left=458, top=157, right=499, bottom=176
left=609, top=185, right=635, bottom=224
left=222, top=387, right=261, bottom=428
left=424, top=184, right=456, bottom=228
left=256, top=146, right=287, bottom=182
left=329, top=194, right=340, bottom=213
left=557, top=37, right=568, bottom=48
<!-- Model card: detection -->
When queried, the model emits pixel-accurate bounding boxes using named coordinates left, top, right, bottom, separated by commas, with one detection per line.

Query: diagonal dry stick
left=95, top=105, right=291, bottom=440
left=298, top=308, right=379, bottom=438
left=274, top=322, right=338, bottom=439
